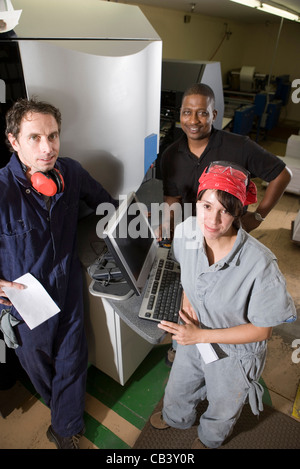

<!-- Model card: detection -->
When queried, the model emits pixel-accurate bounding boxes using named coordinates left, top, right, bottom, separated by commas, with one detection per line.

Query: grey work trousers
left=162, top=343, right=266, bottom=448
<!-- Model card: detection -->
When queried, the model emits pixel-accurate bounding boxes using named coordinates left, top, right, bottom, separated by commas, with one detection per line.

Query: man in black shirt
left=160, top=83, right=291, bottom=237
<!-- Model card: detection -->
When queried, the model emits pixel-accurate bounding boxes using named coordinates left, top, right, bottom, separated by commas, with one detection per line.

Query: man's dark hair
left=5, top=98, right=62, bottom=152
left=182, top=83, right=215, bottom=108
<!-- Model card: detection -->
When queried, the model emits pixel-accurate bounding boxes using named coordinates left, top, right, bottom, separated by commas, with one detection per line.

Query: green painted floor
left=82, top=344, right=274, bottom=449
left=83, top=344, right=171, bottom=449
left=1, top=337, right=298, bottom=449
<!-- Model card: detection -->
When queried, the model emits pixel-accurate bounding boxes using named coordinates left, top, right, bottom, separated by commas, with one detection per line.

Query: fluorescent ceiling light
left=230, top=0, right=260, bottom=7
left=230, top=0, right=300, bottom=21
left=258, top=3, right=299, bottom=21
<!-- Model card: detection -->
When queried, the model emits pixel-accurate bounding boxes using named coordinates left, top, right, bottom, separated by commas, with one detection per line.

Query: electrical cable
left=88, top=251, right=125, bottom=286
left=209, top=31, right=228, bottom=61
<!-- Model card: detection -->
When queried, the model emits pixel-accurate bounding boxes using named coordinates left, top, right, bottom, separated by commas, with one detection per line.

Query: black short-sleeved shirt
left=161, top=128, right=286, bottom=208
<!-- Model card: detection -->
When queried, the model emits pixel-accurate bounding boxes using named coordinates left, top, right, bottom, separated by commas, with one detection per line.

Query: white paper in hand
left=3, top=273, right=60, bottom=329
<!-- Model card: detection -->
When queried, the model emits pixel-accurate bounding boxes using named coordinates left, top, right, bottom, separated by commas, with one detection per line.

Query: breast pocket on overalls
left=0, top=218, right=41, bottom=267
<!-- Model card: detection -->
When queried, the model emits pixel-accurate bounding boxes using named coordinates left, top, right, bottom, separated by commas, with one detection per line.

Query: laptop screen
left=103, top=192, right=158, bottom=296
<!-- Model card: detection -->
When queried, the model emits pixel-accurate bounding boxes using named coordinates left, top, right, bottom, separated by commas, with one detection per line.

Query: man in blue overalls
left=0, top=98, right=118, bottom=448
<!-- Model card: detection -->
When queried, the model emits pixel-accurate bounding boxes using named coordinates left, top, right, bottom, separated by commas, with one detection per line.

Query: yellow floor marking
left=292, top=381, right=300, bottom=421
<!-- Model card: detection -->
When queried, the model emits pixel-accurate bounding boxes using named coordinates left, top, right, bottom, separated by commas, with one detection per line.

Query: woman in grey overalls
left=151, top=161, right=296, bottom=449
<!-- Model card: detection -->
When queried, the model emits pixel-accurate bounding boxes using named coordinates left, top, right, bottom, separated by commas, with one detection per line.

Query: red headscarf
left=197, top=163, right=257, bottom=206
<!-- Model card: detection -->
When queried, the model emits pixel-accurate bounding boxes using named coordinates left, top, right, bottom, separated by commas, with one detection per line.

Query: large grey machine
left=0, top=0, right=162, bottom=197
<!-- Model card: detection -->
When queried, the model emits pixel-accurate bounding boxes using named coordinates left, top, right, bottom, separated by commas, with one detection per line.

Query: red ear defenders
left=31, top=168, right=65, bottom=196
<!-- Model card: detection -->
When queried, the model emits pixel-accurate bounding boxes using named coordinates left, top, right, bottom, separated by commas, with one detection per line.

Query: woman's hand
left=158, top=310, right=202, bottom=345
left=158, top=308, right=273, bottom=346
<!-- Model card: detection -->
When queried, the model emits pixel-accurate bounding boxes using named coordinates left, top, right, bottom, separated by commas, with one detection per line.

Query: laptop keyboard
left=139, top=248, right=182, bottom=323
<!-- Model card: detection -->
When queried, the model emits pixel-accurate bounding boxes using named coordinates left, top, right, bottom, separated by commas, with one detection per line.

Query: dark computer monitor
left=103, top=192, right=158, bottom=296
